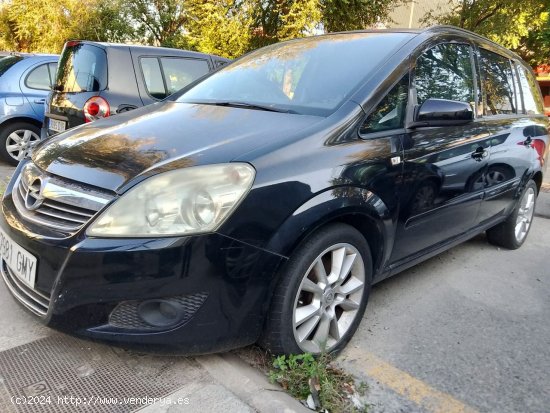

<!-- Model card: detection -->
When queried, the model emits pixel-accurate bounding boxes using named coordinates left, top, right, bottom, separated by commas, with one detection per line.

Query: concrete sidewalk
left=535, top=168, right=550, bottom=217
left=535, top=190, right=550, bottom=218
left=0, top=313, right=308, bottom=413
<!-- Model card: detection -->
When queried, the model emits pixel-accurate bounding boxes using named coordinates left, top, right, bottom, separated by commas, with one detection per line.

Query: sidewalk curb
left=535, top=191, right=550, bottom=218
left=196, top=353, right=311, bottom=413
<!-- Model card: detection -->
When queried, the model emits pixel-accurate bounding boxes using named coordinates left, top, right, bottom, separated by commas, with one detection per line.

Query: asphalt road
left=0, top=161, right=548, bottom=413
left=339, top=203, right=550, bottom=413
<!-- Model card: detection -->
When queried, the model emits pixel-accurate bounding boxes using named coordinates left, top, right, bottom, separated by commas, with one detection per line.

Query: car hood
left=33, top=101, right=323, bottom=192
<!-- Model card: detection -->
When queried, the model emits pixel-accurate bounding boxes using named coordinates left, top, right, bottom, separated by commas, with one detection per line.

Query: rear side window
left=0, top=56, right=23, bottom=76
left=140, top=57, right=210, bottom=100
left=479, top=49, right=517, bottom=115
left=161, top=58, right=209, bottom=95
left=25, top=64, right=51, bottom=90
left=415, top=43, right=475, bottom=107
left=55, top=43, right=107, bottom=92
left=516, top=64, right=543, bottom=115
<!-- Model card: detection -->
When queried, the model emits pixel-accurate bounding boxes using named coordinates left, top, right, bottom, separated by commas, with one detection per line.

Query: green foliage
left=0, top=0, right=404, bottom=59
left=278, top=0, right=322, bottom=41
left=269, top=353, right=369, bottom=412
left=523, top=12, right=550, bottom=66
left=0, top=0, right=135, bottom=53
left=250, top=0, right=322, bottom=49
left=321, top=0, right=404, bottom=32
left=421, top=0, right=550, bottom=66
left=120, top=0, right=186, bottom=47
left=91, top=2, right=137, bottom=44
left=183, top=0, right=254, bottom=59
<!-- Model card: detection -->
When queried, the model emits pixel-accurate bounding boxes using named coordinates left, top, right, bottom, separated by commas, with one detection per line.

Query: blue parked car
left=0, top=53, right=58, bottom=165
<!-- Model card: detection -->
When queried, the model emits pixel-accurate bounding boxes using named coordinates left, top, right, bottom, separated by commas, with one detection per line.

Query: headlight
left=87, top=163, right=255, bottom=237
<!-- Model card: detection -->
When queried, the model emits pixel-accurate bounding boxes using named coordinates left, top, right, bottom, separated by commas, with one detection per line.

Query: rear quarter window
left=140, top=57, right=166, bottom=99
left=516, top=64, right=544, bottom=115
left=25, top=64, right=52, bottom=90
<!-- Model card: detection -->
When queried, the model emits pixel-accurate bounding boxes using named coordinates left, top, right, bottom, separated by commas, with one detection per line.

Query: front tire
left=260, top=223, right=372, bottom=355
left=0, top=122, right=41, bottom=165
left=486, top=180, right=537, bottom=249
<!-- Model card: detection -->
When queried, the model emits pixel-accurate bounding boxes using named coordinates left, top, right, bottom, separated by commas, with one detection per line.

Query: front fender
left=265, top=186, right=395, bottom=277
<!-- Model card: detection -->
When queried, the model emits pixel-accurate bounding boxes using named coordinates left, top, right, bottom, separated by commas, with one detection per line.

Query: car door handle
left=471, top=146, right=487, bottom=162
left=523, top=136, right=532, bottom=147
left=34, top=99, right=46, bottom=104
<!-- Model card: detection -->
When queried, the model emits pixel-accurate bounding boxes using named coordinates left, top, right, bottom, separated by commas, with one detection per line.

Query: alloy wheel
left=292, top=243, right=365, bottom=353
left=5, top=129, right=40, bottom=162
left=515, top=187, right=536, bottom=243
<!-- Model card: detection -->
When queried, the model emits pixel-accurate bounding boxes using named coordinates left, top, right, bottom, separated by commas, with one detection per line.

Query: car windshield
left=0, top=56, right=23, bottom=77
left=177, top=32, right=413, bottom=116
left=55, top=43, right=107, bottom=92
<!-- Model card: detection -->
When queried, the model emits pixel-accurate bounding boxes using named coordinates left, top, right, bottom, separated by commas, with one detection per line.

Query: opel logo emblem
left=24, top=178, right=44, bottom=211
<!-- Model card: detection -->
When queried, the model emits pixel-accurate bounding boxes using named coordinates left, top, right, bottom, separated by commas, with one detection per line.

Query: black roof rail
left=421, top=25, right=523, bottom=60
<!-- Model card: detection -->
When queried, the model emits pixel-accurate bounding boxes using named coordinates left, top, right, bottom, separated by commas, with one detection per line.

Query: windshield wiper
left=193, top=100, right=296, bottom=114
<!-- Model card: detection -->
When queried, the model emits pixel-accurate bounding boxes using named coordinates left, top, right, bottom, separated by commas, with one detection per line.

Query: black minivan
left=43, top=41, right=229, bottom=136
left=1, top=27, right=548, bottom=356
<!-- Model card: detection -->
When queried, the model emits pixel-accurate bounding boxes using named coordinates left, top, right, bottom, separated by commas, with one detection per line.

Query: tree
left=1, top=0, right=89, bottom=53
left=183, top=0, right=254, bottom=58
left=0, top=6, right=21, bottom=51
left=421, top=0, right=550, bottom=66
left=321, top=0, right=404, bottom=32
left=250, top=0, right=321, bottom=48
left=0, top=0, right=134, bottom=53
left=0, top=0, right=407, bottom=58
left=120, top=0, right=188, bottom=47
left=523, top=11, right=550, bottom=66
left=277, top=0, right=321, bottom=41
left=90, top=2, right=138, bottom=44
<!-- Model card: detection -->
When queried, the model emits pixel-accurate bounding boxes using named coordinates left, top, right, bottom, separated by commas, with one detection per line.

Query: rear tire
left=486, top=180, right=537, bottom=250
left=0, top=122, right=41, bottom=166
left=260, top=223, right=372, bottom=355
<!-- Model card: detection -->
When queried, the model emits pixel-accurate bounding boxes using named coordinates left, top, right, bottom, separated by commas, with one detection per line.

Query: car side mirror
left=409, top=98, right=473, bottom=128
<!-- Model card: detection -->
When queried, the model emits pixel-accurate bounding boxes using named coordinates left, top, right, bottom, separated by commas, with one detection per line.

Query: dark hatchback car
left=1, top=27, right=547, bottom=355
left=43, top=41, right=229, bottom=136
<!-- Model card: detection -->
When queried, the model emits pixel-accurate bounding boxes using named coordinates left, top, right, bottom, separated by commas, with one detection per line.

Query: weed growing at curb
left=269, top=352, right=369, bottom=412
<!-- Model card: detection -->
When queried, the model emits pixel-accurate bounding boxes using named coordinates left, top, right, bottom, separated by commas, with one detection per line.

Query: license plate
left=0, top=227, right=37, bottom=289
left=48, top=118, right=66, bottom=133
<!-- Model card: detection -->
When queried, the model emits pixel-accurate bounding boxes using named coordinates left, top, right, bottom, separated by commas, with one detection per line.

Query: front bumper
left=0, top=188, right=285, bottom=354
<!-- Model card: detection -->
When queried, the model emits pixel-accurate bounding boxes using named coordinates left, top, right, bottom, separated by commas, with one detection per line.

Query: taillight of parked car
left=83, top=96, right=110, bottom=123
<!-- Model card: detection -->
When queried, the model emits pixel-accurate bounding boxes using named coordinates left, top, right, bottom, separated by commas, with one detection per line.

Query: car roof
left=319, top=25, right=521, bottom=61
left=67, top=41, right=230, bottom=61
left=1, top=52, right=58, bottom=59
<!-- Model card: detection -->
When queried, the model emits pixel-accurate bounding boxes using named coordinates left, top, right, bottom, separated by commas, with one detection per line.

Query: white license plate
left=49, top=118, right=66, bottom=133
left=0, top=227, right=37, bottom=289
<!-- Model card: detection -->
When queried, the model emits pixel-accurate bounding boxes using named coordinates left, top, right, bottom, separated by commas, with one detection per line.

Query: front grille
left=109, top=293, right=209, bottom=330
left=12, top=163, right=114, bottom=234
left=0, top=260, right=50, bottom=316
